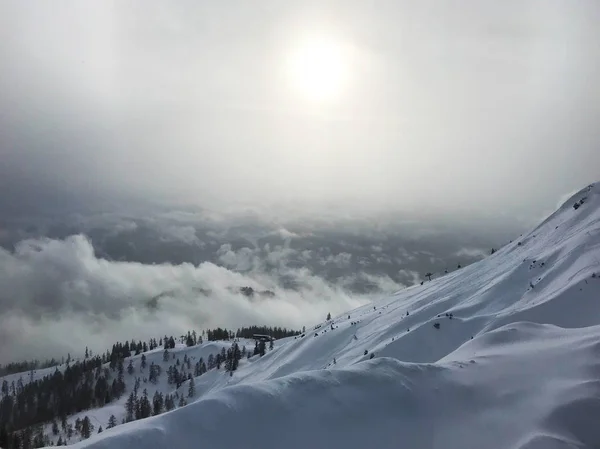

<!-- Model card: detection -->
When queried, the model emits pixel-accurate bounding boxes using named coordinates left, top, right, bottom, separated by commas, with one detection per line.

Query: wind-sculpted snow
left=31, top=182, right=600, bottom=448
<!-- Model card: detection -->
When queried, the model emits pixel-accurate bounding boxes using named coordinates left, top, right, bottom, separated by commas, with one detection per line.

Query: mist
left=1, top=0, right=599, bottom=218
left=0, top=205, right=519, bottom=364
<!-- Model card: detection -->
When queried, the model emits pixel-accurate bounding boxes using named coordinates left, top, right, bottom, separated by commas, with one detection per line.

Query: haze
left=1, top=0, right=598, bottom=218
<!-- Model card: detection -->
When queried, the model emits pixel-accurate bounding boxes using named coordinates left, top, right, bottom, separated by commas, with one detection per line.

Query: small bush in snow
left=433, top=323, right=440, bottom=329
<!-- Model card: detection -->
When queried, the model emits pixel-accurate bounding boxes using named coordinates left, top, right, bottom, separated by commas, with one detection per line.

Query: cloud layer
left=0, top=206, right=510, bottom=364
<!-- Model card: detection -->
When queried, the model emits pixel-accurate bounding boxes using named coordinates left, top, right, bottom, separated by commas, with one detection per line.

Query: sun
left=286, top=36, right=349, bottom=103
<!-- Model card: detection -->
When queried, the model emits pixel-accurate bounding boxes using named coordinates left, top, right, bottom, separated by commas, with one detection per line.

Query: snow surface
left=9, top=182, right=600, bottom=448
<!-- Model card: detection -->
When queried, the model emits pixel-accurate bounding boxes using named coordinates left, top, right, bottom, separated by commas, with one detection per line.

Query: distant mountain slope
left=27, top=181, right=600, bottom=448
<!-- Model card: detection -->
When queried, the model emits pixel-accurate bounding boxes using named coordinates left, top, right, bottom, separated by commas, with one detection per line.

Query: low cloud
left=454, top=247, right=489, bottom=259
left=0, top=205, right=515, bottom=364
left=0, top=235, right=375, bottom=364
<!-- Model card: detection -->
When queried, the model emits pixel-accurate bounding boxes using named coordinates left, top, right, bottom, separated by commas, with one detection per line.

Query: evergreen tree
left=138, top=389, right=151, bottom=419
left=141, top=354, right=147, bottom=370
left=178, top=395, right=186, bottom=407
left=188, top=377, right=195, bottom=398
left=259, top=341, right=266, bottom=357
left=125, top=392, right=136, bottom=422
left=327, top=312, right=331, bottom=320
left=185, top=331, right=194, bottom=347
left=164, top=394, right=175, bottom=411
left=52, top=420, right=59, bottom=436
left=107, top=415, right=117, bottom=429
left=152, top=391, right=164, bottom=416
left=127, top=359, right=134, bottom=375
left=81, top=416, right=93, bottom=439
left=163, top=348, right=169, bottom=362
left=269, top=339, right=274, bottom=351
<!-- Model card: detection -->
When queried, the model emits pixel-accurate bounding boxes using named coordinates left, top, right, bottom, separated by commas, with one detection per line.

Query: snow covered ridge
left=23, top=182, right=600, bottom=448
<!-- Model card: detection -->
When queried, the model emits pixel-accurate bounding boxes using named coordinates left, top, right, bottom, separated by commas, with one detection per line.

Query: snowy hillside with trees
left=2, top=182, right=600, bottom=449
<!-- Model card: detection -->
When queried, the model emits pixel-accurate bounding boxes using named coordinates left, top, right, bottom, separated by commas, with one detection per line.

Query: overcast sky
left=1, top=0, right=599, bottom=219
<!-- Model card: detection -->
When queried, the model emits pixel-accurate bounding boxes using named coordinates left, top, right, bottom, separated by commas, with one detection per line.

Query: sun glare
left=286, top=36, right=349, bottom=103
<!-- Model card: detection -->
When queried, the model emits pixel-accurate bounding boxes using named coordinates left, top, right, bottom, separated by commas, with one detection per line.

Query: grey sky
left=1, top=0, right=599, bottom=219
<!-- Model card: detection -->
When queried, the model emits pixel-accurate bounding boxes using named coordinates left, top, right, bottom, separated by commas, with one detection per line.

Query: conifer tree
left=188, top=377, right=195, bottom=398
left=125, top=392, right=136, bottom=422
left=152, top=391, right=164, bottom=416
left=107, top=415, right=117, bottom=429
left=127, top=359, right=134, bottom=375
left=81, top=416, right=93, bottom=439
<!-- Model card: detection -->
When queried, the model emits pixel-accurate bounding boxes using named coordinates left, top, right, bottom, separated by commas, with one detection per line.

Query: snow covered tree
left=326, top=312, right=331, bottom=321
left=141, top=354, right=147, bottom=370
left=52, top=420, right=59, bottom=435
left=98, top=426, right=103, bottom=433
left=163, top=348, right=169, bottom=362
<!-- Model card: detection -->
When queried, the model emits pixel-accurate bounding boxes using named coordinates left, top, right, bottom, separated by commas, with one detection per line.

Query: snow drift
left=45, top=182, right=600, bottom=448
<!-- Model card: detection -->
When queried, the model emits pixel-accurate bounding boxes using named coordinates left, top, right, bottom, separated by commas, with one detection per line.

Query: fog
left=0, top=207, right=517, bottom=363
left=1, top=0, right=599, bottom=364
left=1, top=0, right=599, bottom=218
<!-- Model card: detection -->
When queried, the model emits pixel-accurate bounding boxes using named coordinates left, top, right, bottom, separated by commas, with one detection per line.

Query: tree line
left=0, top=325, right=289, bottom=448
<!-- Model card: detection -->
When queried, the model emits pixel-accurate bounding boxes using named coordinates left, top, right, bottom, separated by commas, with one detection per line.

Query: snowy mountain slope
left=66, top=323, right=600, bottom=449
left=31, top=181, right=600, bottom=448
